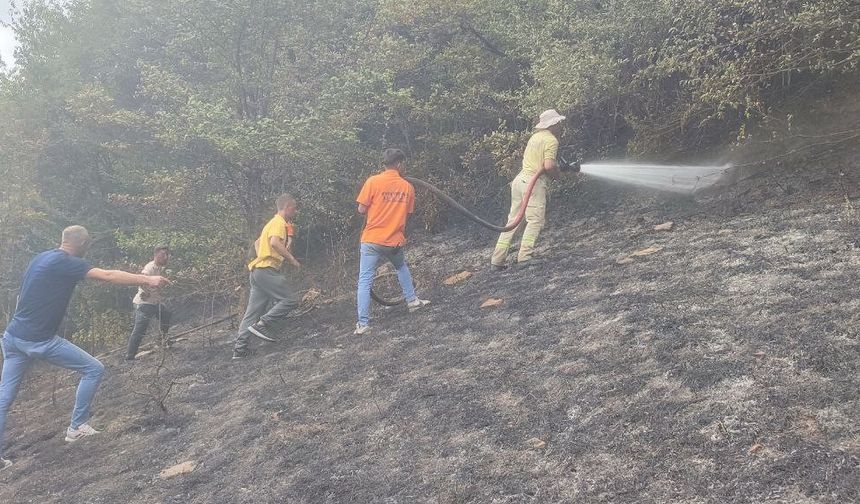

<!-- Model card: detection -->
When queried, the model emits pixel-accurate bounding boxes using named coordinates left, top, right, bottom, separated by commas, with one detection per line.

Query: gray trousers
left=127, top=303, right=171, bottom=360
left=234, top=267, right=299, bottom=351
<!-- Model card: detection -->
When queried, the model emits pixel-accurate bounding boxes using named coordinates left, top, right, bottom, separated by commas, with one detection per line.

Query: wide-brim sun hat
left=535, top=109, right=566, bottom=129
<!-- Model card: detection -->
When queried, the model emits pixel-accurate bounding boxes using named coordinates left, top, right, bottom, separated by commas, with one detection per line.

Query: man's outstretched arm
left=86, top=268, right=168, bottom=288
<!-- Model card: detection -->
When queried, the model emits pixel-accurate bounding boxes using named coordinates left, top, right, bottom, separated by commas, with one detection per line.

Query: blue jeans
left=357, top=243, right=417, bottom=325
left=0, top=332, right=105, bottom=457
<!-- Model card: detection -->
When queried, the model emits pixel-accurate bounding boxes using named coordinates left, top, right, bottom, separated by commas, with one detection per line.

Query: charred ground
left=1, top=133, right=860, bottom=503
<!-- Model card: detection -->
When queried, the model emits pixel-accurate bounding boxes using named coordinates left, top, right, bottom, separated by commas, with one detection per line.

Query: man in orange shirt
left=354, top=148, right=430, bottom=334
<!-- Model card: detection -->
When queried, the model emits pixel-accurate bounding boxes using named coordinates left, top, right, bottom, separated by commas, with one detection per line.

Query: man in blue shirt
left=0, top=226, right=168, bottom=470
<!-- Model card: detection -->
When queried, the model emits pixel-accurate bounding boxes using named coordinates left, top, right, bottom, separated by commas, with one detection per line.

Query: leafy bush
left=1, top=0, right=857, bottom=342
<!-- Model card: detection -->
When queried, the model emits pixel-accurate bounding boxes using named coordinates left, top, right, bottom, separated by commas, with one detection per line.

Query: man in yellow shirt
left=233, top=194, right=302, bottom=359
left=491, top=109, right=565, bottom=270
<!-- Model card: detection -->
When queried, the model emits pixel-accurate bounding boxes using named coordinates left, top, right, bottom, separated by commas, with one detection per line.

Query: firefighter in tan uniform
left=491, top=109, right=566, bottom=270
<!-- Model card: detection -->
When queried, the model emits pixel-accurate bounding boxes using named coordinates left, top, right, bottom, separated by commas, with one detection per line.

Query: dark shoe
left=247, top=322, right=277, bottom=342
left=232, top=349, right=250, bottom=360
left=491, top=263, right=508, bottom=272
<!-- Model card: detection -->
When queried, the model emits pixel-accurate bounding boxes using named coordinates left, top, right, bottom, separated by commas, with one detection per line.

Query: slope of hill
left=1, top=103, right=859, bottom=503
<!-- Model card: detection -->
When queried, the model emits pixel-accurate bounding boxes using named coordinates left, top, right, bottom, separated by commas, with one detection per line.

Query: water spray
left=577, top=162, right=733, bottom=193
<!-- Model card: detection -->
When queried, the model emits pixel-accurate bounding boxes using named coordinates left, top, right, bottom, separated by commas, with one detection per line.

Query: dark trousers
left=127, top=303, right=171, bottom=360
left=234, top=267, right=299, bottom=352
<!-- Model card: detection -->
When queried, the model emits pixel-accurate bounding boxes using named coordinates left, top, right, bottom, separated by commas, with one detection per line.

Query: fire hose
left=370, top=157, right=580, bottom=305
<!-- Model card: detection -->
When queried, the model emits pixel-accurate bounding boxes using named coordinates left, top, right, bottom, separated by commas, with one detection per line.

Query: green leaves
left=1, top=0, right=857, bottom=327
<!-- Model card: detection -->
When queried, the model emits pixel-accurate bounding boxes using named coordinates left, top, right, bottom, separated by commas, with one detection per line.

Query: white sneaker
left=1, top=458, right=11, bottom=471
left=354, top=323, right=371, bottom=335
left=65, top=423, right=100, bottom=443
left=407, top=298, right=431, bottom=313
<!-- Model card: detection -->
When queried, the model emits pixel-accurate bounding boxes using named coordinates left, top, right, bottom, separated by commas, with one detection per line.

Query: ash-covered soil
left=1, top=146, right=859, bottom=503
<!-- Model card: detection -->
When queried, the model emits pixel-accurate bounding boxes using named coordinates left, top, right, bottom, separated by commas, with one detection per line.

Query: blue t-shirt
left=5, top=249, right=92, bottom=342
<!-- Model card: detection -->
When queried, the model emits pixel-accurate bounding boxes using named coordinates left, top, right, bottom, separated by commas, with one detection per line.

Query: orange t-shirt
left=357, top=169, right=415, bottom=246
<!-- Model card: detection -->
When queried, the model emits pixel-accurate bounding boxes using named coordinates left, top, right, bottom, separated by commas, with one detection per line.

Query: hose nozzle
left=558, top=155, right=581, bottom=173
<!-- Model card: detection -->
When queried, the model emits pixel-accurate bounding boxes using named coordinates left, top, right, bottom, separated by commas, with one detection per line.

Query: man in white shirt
left=126, top=245, right=171, bottom=360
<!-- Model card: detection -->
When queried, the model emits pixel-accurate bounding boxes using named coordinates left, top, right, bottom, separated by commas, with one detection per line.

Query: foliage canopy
left=1, top=0, right=857, bottom=342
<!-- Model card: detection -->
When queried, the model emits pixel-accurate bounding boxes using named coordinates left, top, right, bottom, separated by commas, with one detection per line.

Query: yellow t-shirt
left=248, top=214, right=288, bottom=271
left=519, top=129, right=559, bottom=177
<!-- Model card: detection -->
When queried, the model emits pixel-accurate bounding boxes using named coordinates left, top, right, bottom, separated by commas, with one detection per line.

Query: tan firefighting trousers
left=491, top=174, right=547, bottom=265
